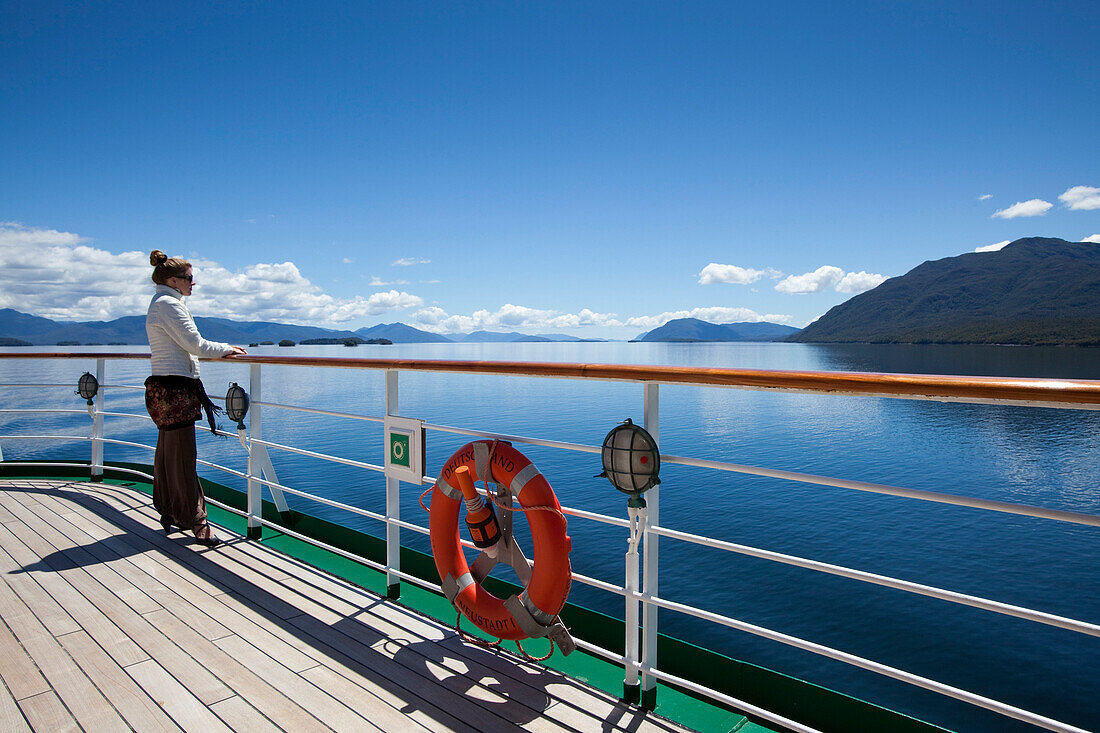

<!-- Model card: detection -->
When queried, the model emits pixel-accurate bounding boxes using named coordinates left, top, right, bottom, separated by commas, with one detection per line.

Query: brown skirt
left=153, top=423, right=208, bottom=530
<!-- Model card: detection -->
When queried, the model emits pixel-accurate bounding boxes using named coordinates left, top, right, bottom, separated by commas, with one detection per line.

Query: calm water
left=1, top=342, right=1098, bottom=732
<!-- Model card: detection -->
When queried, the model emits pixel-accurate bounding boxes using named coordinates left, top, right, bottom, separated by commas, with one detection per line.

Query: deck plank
left=56, top=630, right=183, bottom=733
left=0, top=571, right=130, bottom=731
left=213, top=633, right=380, bottom=733
left=0, top=502, right=153, bottom=668
left=0, top=676, right=32, bottom=733
left=125, top=658, right=234, bottom=733
left=61, top=497, right=323, bottom=671
left=144, top=608, right=333, bottom=733
left=37, top=496, right=233, bottom=642
left=26, top=499, right=162, bottom=615
left=208, top=695, right=285, bottom=733
left=0, top=480, right=698, bottom=733
left=0, top=527, right=83, bottom=639
left=0, top=504, right=237, bottom=707
left=0, top=609, right=50, bottom=701
left=287, top=613, right=485, bottom=732
left=16, top=691, right=77, bottom=733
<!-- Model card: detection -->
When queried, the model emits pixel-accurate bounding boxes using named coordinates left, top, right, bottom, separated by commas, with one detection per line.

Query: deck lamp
left=225, top=382, right=250, bottom=449
left=597, top=417, right=660, bottom=706
left=597, top=418, right=660, bottom=508
left=225, top=383, right=249, bottom=429
left=76, top=372, right=98, bottom=416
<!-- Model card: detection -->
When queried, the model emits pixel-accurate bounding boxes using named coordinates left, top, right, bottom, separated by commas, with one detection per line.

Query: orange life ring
left=430, top=440, right=571, bottom=640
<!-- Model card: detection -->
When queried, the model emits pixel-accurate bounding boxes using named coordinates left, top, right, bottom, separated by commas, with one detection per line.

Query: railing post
left=246, top=363, right=262, bottom=539
left=640, top=381, right=659, bottom=709
left=385, top=370, right=401, bottom=599
left=90, top=358, right=105, bottom=481
left=623, top=489, right=642, bottom=702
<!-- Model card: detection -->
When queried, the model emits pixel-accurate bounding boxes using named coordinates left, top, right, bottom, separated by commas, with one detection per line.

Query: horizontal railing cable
left=0, top=434, right=91, bottom=442
left=423, top=421, right=603, bottom=455
left=247, top=473, right=388, bottom=523
left=250, top=400, right=384, bottom=423
left=662, top=453, right=1100, bottom=527
left=0, top=409, right=89, bottom=415
left=0, top=461, right=148, bottom=480
left=246, top=436, right=385, bottom=473
left=636, top=591, right=1089, bottom=733
left=649, top=524, right=1100, bottom=637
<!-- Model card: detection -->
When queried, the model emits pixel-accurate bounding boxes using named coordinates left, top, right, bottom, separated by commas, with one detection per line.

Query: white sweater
left=146, top=284, right=234, bottom=378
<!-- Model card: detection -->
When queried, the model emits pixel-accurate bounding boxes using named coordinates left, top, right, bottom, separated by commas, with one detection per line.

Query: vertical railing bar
left=247, top=363, right=262, bottom=539
left=623, top=482, right=642, bottom=701
left=385, top=369, right=401, bottom=599
left=640, top=381, right=659, bottom=709
left=90, top=358, right=105, bottom=481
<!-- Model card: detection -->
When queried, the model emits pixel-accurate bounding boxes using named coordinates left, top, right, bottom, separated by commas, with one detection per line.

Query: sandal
left=160, top=516, right=182, bottom=536
left=193, top=523, right=223, bottom=547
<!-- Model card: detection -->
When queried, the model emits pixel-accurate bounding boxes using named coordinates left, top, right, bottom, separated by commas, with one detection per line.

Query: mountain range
left=791, top=237, right=1100, bottom=345
left=4, top=237, right=1097, bottom=347
left=0, top=311, right=607, bottom=345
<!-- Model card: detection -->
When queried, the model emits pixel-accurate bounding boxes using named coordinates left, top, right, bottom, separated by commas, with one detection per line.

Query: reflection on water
left=1, top=342, right=1098, bottom=732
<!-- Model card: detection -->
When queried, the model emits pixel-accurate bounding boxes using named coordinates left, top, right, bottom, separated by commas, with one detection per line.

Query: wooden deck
left=0, top=479, right=695, bottom=733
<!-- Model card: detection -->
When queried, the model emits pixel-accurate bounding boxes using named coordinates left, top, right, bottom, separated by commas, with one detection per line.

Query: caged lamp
left=76, top=372, right=98, bottom=405
left=597, top=418, right=660, bottom=507
left=225, top=382, right=250, bottom=430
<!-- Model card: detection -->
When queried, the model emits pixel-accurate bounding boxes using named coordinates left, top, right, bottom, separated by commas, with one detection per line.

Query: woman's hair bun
left=149, top=250, right=168, bottom=267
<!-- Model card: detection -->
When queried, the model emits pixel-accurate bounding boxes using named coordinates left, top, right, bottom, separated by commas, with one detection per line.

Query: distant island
left=633, top=318, right=799, bottom=342
left=299, top=337, right=392, bottom=346
left=791, top=237, right=1100, bottom=345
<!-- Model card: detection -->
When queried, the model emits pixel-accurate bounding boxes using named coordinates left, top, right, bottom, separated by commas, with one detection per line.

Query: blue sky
left=2, top=2, right=1097, bottom=338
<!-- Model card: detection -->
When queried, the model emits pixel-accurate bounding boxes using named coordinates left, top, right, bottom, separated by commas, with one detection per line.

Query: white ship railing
left=1, top=352, right=1098, bottom=733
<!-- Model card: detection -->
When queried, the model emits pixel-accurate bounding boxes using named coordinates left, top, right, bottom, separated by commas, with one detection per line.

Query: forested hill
left=790, top=237, right=1100, bottom=345
left=635, top=318, right=799, bottom=342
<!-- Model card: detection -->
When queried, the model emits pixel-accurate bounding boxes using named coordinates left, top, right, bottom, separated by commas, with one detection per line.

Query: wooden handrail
left=3, top=351, right=1100, bottom=406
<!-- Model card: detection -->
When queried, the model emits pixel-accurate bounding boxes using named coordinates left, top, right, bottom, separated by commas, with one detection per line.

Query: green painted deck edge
left=1, top=461, right=949, bottom=733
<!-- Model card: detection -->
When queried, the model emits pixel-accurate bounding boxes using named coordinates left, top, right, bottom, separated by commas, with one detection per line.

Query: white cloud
left=698, top=263, right=768, bottom=285
left=978, top=194, right=993, bottom=201
left=413, top=306, right=448, bottom=325
left=835, top=271, right=887, bottom=293
left=412, top=304, right=623, bottom=333
left=393, top=257, right=431, bottom=266
left=1059, top=185, right=1100, bottom=211
left=975, top=240, right=1011, bottom=253
left=342, top=257, right=353, bottom=264
left=0, top=222, right=422, bottom=325
left=992, top=199, right=1053, bottom=219
left=368, top=276, right=409, bottom=286
left=775, top=265, right=845, bottom=294
left=1082, top=234, right=1100, bottom=244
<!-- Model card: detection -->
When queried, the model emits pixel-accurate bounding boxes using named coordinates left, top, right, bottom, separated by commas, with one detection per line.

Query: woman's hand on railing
left=225, top=346, right=247, bottom=357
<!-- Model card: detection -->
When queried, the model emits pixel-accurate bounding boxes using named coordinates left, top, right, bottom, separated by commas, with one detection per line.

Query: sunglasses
left=172, top=274, right=194, bottom=282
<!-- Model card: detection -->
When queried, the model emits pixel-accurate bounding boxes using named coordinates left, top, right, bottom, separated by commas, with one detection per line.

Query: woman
left=145, top=250, right=246, bottom=546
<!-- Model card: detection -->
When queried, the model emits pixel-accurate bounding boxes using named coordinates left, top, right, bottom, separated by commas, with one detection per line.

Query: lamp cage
left=599, top=418, right=660, bottom=496
left=225, top=382, right=249, bottom=428
left=76, top=372, right=98, bottom=403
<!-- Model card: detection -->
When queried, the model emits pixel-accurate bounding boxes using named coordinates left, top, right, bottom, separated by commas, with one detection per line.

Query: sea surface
left=1, top=341, right=1098, bottom=732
